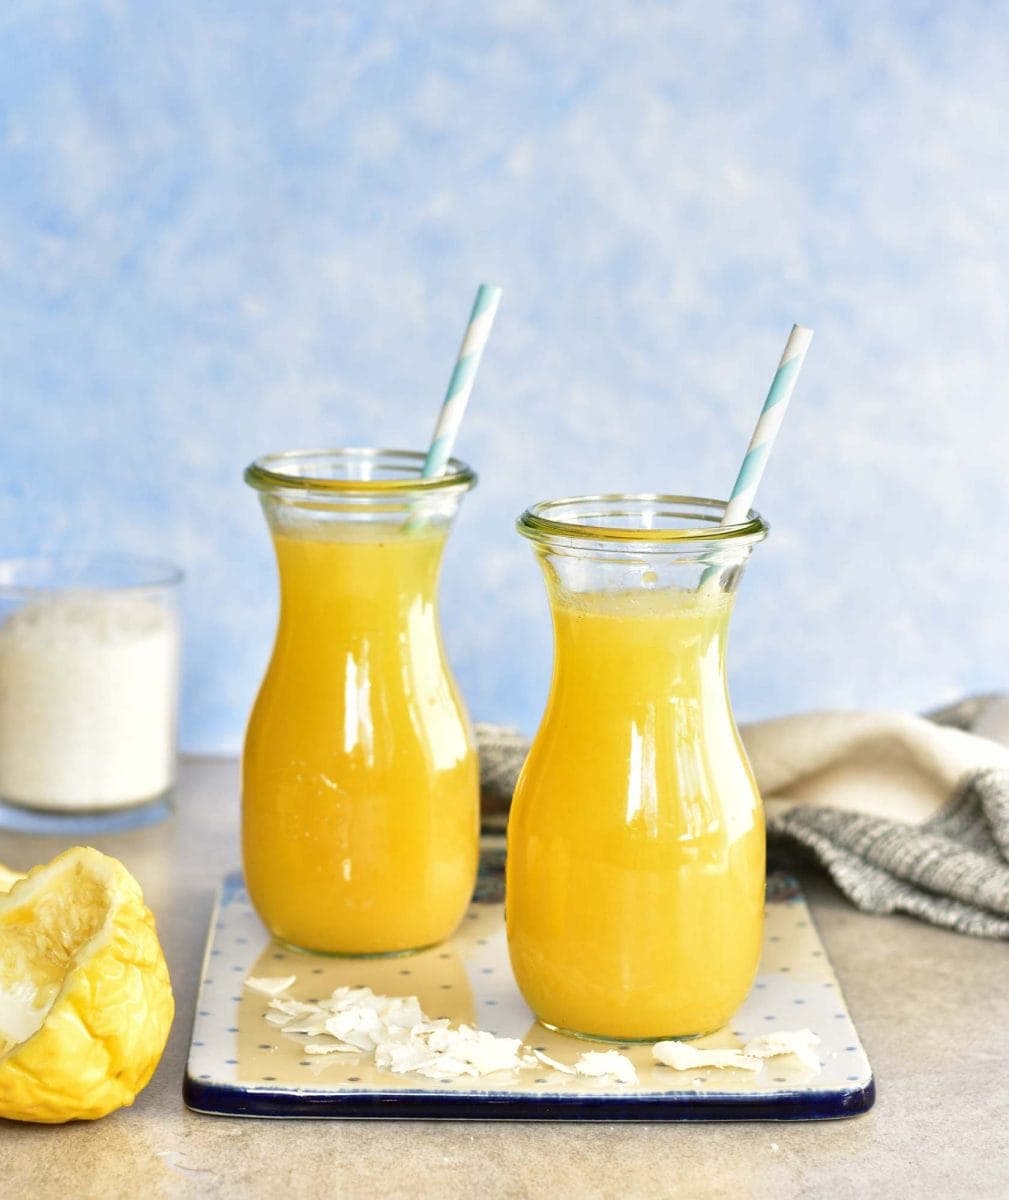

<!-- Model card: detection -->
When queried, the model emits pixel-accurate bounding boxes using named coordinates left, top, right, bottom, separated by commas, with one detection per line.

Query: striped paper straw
left=699, top=324, right=812, bottom=591
left=422, top=283, right=503, bottom=478
left=721, top=324, right=813, bottom=527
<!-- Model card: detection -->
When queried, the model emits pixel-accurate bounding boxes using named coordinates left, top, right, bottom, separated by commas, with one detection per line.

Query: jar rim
left=0, top=553, right=184, bottom=596
left=244, top=448, right=477, bottom=495
left=517, top=494, right=768, bottom=545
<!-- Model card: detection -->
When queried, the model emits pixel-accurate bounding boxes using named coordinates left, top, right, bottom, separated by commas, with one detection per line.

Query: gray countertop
left=2, top=756, right=1007, bottom=1199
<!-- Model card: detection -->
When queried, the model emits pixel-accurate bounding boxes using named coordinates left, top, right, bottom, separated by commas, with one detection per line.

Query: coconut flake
left=303, top=1041, right=359, bottom=1055
left=375, top=1040, right=442, bottom=1076
left=245, top=975, right=297, bottom=997
left=574, top=1050, right=638, bottom=1085
left=532, top=1049, right=576, bottom=1075
left=441, top=1026, right=526, bottom=1075
left=279, top=1017, right=330, bottom=1036
left=417, top=1056, right=471, bottom=1082
left=323, top=1007, right=386, bottom=1051
left=652, top=1041, right=763, bottom=1072
left=382, top=995, right=425, bottom=1031
left=266, top=997, right=318, bottom=1017
left=743, top=1029, right=822, bottom=1073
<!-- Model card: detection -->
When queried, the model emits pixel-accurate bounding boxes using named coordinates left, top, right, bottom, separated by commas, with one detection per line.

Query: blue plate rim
left=182, top=1073, right=875, bottom=1122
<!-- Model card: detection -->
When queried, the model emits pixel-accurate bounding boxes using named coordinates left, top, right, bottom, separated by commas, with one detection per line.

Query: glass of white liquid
left=0, top=555, right=182, bottom=831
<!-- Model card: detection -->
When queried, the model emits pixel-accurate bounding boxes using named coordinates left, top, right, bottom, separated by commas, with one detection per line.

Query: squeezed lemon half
left=0, top=846, right=174, bottom=1123
left=0, top=864, right=24, bottom=894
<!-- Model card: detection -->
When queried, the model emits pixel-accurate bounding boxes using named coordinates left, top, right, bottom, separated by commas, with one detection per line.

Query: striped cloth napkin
left=475, top=694, right=1009, bottom=939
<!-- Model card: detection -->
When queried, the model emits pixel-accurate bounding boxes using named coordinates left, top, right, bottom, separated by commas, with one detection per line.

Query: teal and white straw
left=422, top=283, right=503, bottom=478
left=721, top=324, right=813, bottom=527
left=698, top=323, right=812, bottom=592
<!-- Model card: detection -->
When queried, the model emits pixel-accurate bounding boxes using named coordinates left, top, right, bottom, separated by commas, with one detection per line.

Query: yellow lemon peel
left=0, top=846, right=174, bottom=1123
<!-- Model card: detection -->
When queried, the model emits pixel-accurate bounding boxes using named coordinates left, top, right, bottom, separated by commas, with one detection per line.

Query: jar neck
left=522, top=496, right=764, bottom=708
left=533, top=541, right=756, bottom=601
left=517, top=494, right=766, bottom=597
left=246, top=447, right=475, bottom=538
left=259, top=492, right=466, bottom=540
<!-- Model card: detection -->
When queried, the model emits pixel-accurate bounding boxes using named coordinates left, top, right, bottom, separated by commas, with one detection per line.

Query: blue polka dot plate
left=184, top=865, right=874, bottom=1121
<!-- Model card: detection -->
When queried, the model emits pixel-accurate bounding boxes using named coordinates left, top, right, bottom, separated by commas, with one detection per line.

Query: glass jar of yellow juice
left=506, top=495, right=767, bottom=1041
left=242, top=449, right=478, bottom=956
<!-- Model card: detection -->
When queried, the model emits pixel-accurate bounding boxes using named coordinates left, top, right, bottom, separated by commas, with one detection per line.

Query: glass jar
left=506, top=495, right=768, bottom=1041
left=242, top=449, right=479, bottom=956
left=0, top=554, right=182, bottom=820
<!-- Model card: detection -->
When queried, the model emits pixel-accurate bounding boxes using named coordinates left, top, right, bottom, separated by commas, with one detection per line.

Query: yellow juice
left=506, top=587, right=764, bottom=1040
left=242, top=523, right=478, bottom=955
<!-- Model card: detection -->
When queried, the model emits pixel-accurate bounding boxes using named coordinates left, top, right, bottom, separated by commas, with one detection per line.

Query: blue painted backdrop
left=3, top=2, right=1008, bottom=751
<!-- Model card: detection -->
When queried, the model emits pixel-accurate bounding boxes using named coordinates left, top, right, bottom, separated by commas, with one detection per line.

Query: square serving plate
left=184, top=855, right=874, bottom=1122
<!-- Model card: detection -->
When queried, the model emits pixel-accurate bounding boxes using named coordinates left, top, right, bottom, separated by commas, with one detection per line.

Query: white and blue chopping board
left=184, top=848, right=874, bottom=1122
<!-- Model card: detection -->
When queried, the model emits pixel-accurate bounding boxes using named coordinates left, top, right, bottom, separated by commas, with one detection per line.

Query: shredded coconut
left=653, top=1040, right=762, bottom=1072
left=303, top=1042, right=359, bottom=1056
left=532, top=1049, right=576, bottom=1075
left=252, top=983, right=641, bottom=1084
left=0, top=593, right=179, bottom=810
left=654, top=1030, right=822, bottom=1075
left=573, top=1050, right=638, bottom=1085
left=743, top=1029, right=822, bottom=1072
left=254, top=986, right=530, bottom=1081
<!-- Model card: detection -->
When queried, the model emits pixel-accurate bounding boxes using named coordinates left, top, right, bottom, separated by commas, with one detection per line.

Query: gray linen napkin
left=475, top=695, right=1009, bottom=939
